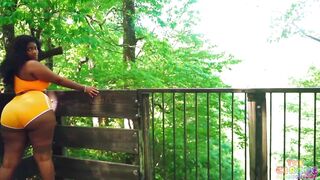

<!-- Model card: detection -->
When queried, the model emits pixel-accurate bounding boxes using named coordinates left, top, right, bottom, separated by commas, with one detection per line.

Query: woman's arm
left=26, top=60, right=99, bottom=97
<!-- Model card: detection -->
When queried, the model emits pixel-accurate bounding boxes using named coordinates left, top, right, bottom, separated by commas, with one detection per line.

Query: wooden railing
left=2, top=88, right=319, bottom=180
left=0, top=90, right=151, bottom=180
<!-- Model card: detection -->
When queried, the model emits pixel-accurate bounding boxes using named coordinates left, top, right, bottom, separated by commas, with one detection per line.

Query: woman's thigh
left=0, top=127, right=27, bottom=163
left=25, top=110, right=56, bottom=152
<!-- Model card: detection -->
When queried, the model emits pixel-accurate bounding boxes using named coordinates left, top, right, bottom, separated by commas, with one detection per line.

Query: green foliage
left=269, top=0, right=319, bottom=42
left=150, top=92, right=245, bottom=179
left=0, top=0, right=246, bottom=178
left=290, top=66, right=320, bottom=87
left=280, top=67, right=320, bottom=174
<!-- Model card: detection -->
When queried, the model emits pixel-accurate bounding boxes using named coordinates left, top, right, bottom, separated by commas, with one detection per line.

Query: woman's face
left=26, top=42, right=38, bottom=60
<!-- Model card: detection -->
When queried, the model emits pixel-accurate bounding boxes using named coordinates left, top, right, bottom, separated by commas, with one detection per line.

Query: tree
left=0, top=0, right=16, bottom=52
left=278, top=66, right=320, bottom=177
left=123, top=0, right=136, bottom=62
left=270, top=1, right=320, bottom=177
left=270, top=0, right=320, bottom=43
left=0, top=0, right=245, bottom=179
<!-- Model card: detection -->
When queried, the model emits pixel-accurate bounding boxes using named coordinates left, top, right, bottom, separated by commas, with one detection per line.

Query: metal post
left=248, top=93, right=268, bottom=180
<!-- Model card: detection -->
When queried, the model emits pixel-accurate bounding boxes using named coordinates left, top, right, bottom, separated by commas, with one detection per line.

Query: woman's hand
left=84, top=86, right=99, bottom=98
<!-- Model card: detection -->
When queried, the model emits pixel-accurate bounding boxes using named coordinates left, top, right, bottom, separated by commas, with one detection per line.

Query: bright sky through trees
left=195, top=0, right=320, bottom=88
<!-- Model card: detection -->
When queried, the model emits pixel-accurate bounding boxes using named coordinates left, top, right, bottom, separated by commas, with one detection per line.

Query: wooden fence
left=0, top=90, right=151, bottom=180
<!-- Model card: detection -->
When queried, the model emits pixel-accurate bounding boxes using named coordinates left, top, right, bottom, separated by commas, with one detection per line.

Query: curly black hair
left=0, top=35, right=42, bottom=88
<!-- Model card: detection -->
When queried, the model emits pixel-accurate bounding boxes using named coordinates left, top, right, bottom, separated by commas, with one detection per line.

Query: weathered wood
left=54, top=125, right=139, bottom=154
left=53, top=155, right=140, bottom=180
left=52, top=116, right=65, bottom=180
left=0, top=91, right=138, bottom=119
left=0, top=90, right=143, bottom=180
left=47, top=90, right=138, bottom=119
left=13, top=156, right=38, bottom=179
left=52, top=116, right=64, bottom=156
left=248, top=93, right=268, bottom=180
left=139, top=93, right=152, bottom=180
left=0, top=135, right=3, bottom=162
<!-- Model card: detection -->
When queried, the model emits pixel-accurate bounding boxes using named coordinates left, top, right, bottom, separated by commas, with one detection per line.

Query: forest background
left=1, top=0, right=320, bottom=179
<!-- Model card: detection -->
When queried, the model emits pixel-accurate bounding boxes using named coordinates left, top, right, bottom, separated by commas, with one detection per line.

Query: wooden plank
left=0, top=90, right=139, bottom=119
left=54, top=125, right=139, bottom=154
left=47, top=90, right=138, bottom=119
left=0, top=135, right=3, bottom=161
left=53, top=155, right=140, bottom=180
left=52, top=116, right=65, bottom=156
left=140, top=93, right=153, bottom=180
left=13, top=156, right=38, bottom=179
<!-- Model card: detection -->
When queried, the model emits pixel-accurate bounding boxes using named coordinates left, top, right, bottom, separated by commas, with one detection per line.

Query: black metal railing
left=139, top=88, right=320, bottom=180
left=0, top=88, right=319, bottom=180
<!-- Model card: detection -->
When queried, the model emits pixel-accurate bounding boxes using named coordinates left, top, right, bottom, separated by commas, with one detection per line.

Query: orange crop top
left=14, top=76, right=50, bottom=94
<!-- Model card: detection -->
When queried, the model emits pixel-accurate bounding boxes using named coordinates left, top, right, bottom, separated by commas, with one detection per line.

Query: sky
left=194, top=0, right=320, bottom=88
left=193, top=1, right=320, bottom=177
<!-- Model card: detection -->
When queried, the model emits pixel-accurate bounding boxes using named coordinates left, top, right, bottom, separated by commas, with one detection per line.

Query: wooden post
left=53, top=116, right=65, bottom=180
left=138, top=92, right=152, bottom=180
left=248, top=93, right=268, bottom=180
left=49, top=90, right=65, bottom=180
left=0, top=132, right=3, bottom=163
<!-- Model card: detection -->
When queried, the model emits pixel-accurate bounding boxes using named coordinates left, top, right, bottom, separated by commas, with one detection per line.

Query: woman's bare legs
left=26, top=110, right=56, bottom=180
left=0, top=127, right=27, bottom=180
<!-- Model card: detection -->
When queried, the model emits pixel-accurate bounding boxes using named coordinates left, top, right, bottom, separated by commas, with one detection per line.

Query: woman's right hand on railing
left=84, top=86, right=99, bottom=98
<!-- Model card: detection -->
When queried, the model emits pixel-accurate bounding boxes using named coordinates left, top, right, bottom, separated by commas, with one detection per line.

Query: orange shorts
left=0, top=91, right=53, bottom=129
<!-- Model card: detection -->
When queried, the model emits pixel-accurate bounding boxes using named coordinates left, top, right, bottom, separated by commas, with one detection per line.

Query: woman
left=0, top=35, right=99, bottom=180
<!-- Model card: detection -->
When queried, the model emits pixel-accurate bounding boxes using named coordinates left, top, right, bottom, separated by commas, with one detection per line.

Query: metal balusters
left=231, top=93, right=234, bottom=180
left=173, top=93, right=176, bottom=180
left=314, top=93, right=317, bottom=180
left=269, top=93, right=272, bottom=180
left=183, top=93, right=187, bottom=180
left=151, top=93, right=155, bottom=179
left=219, top=92, right=222, bottom=180
left=298, top=93, right=302, bottom=180
left=162, top=93, right=166, bottom=179
left=283, top=93, right=287, bottom=180
left=245, top=93, right=247, bottom=180
left=207, top=93, right=210, bottom=180
left=195, top=93, right=198, bottom=180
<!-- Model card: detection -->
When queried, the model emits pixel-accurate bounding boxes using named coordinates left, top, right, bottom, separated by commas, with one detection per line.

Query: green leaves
left=0, top=0, right=244, bottom=178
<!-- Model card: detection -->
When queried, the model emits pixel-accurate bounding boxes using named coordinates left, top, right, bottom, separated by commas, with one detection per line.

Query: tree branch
left=39, top=47, right=63, bottom=61
left=304, top=34, right=320, bottom=43
left=293, top=23, right=320, bottom=43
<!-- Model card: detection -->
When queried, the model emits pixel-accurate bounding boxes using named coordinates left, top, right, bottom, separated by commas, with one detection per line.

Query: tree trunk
left=123, top=0, right=136, bottom=62
left=1, top=0, right=17, bottom=92
left=122, top=0, right=137, bottom=165
left=2, top=24, right=15, bottom=52
left=45, top=37, right=54, bottom=70
left=1, top=0, right=17, bottom=52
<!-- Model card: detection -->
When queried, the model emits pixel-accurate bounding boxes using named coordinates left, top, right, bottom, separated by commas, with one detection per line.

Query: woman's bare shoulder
left=24, top=60, right=45, bottom=69
left=25, top=60, right=41, bottom=66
